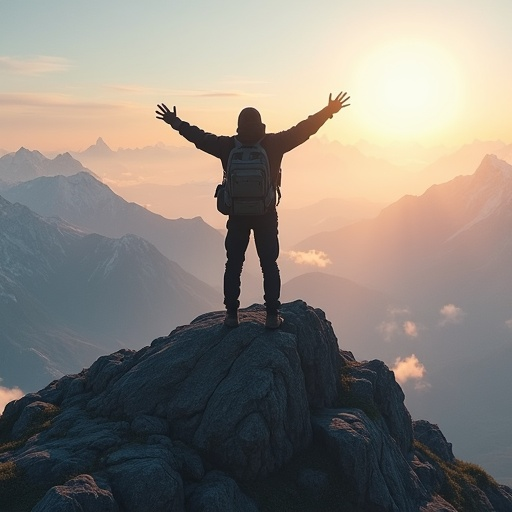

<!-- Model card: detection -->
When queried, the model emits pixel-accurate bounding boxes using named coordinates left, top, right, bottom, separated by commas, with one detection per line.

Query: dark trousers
left=224, top=209, right=281, bottom=313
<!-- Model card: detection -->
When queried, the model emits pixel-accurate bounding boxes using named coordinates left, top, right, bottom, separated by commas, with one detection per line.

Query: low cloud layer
left=284, top=249, right=332, bottom=268
left=403, top=320, right=419, bottom=338
left=392, top=354, right=426, bottom=385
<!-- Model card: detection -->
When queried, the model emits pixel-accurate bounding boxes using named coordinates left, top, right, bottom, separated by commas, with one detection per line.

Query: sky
left=1, top=0, right=512, bottom=153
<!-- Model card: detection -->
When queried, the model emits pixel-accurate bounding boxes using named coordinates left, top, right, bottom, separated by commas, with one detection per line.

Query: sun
left=354, top=41, right=464, bottom=142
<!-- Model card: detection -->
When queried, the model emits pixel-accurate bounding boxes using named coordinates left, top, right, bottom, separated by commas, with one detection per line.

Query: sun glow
left=354, top=41, right=465, bottom=142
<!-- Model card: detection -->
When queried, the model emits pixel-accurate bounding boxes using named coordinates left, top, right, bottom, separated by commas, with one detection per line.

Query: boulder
left=81, top=302, right=340, bottom=479
left=312, top=408, right=425, bottom=511
left=105, top=443, right=184, bottom=512
left=413, top=420, right=455, bottom=463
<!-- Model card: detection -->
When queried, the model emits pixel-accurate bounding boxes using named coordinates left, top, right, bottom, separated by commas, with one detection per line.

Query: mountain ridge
left=295, top=154, right=512, bottom=299
left=0, top=148, right=96, bottom=183
left=0, top=195, right=221, bottom=392
left=1, top=170, right=225, bottom=287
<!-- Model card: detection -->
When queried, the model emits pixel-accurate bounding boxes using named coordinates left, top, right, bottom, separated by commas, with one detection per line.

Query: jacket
left=176, top=106, right=333, bottom=186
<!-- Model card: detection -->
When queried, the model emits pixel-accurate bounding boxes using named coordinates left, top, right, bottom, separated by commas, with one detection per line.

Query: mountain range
left=0, top=147, right=96, bottom=183
left=0, top=161, right=225, bottom=288
left=66, top=136, right=512, bottom=217
left=0, top=195, right=221, bottom=393
left=289, top=154, right=512, bottom=484
left=296, top=154, right=512, bottom=314
left=2, top=142, right=512, bottom=485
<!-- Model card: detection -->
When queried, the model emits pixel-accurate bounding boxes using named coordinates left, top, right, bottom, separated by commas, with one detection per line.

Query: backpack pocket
left=229, top=167, right=266, bottom=198
left=214, top=183, right=231, bottom=215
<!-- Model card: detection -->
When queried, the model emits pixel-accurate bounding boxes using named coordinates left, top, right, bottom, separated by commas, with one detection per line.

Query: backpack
left=215, top=139, right=280, bottom=216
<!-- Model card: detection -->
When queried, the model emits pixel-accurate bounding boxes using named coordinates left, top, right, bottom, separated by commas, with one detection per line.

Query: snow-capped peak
left=447, top=155, right=512, bottom=241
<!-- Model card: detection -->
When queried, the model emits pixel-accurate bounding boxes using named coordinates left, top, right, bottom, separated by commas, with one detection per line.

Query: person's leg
left=223, top=216, right=250, bottom=317
left=253, top=210, right=281, bottom=317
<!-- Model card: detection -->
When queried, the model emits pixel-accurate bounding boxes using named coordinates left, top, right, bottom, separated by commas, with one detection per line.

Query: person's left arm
left=271, top=91, right=351, bottom=153
left=156, top=103, right=230, bottom=159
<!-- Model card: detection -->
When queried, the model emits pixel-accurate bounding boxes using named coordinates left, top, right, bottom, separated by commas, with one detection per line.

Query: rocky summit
left=1, top=301, right=511, bottom=512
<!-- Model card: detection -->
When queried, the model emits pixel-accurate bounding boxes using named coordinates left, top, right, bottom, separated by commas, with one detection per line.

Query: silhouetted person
left=156, top=91, right=350, bottom=328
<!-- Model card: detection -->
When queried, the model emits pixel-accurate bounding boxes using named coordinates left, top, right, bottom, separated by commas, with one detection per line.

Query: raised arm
left=155, top=103, right=232, bottom=159
left=266, top=90, right=351, bottom=154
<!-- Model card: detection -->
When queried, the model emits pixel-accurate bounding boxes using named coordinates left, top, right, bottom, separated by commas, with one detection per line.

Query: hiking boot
left=224, top=310, right=239, bottom=328
left=265, top=312, right=283, bottom=330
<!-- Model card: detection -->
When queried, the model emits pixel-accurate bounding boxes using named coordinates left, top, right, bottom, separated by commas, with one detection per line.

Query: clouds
left=378, top=319, right=419, bottom=341
left=284, top=249, right=332, bottom=268
left=392, top=354, right=427, bottom=386
left=378, top=303, right=467, bottom=343
left=439, top=304, right=466, bottom=326
left=104, top=85, right=247, bottom=98
left=374, top=308, right=429, bottom=388
left=0, top=55, right=73, bottom=75
left=383, top=302, right=468, bottom=392
left=0, top=382, right=24, bottom=414
left=378, top=307, right=419, bottom=342
left=403, top=320, right=419, bottom=338
left=0, top=92, right=124, bottom=112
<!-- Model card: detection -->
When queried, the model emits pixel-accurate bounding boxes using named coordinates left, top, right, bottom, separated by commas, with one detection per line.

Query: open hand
left=155, top=103, right=181, bottom=129
left=327, top=92, right=351, bottom=115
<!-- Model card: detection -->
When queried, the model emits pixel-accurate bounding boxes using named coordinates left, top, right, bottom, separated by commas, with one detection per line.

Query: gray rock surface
left=31, top=474, right=118, bottom=512
left=313, top=408, right=424, bottom=511
left=413, top=419, right=455, bottom=463
left=1, top=300, right=511, bottom=511
left=186, top=470, right=259, bottom=512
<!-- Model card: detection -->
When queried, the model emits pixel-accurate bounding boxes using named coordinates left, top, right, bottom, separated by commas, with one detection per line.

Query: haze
left=1, top=0, right=511, bottom=154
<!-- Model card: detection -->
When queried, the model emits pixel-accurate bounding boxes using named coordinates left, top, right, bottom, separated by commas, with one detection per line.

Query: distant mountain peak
left=471, top=155, right=512, bottom=197
left=95, top=137, right=109, bottom=148
left=53, top=152, right=74, bottom=161
left=83, top=137, right=113, bottom=156
left=74, top=137, right=113, bottom=159
left=13, top=147, right=45, bottom=161
left=427, top=155, right=512, bottom=243
left=475, top=153, right=512, bottom=176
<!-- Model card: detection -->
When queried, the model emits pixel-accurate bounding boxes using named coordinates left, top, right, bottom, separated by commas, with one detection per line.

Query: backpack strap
left=275, top=168, right=282, bottom=206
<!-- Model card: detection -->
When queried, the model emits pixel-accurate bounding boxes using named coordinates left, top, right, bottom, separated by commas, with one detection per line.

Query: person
left=155, top=91, right=350, bottom=329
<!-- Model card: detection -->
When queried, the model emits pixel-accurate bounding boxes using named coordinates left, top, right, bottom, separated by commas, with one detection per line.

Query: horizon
left=3, top=137, right=511, bottom=226
left=1, top=0, right=512, bottom=153
left=1, top=133, right=510, bottom=158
